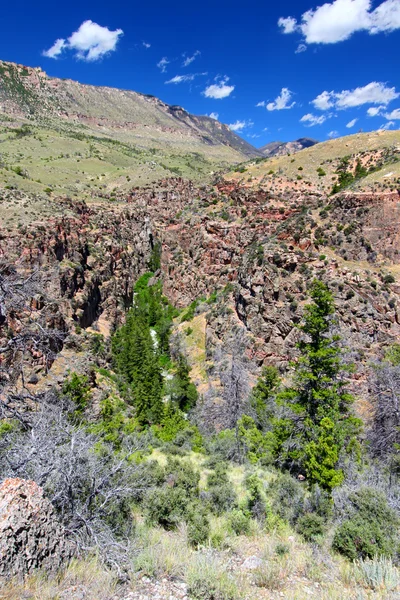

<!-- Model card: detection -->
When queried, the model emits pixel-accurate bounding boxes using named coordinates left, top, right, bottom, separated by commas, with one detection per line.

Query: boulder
left=0, top=478, right=73, bottom=577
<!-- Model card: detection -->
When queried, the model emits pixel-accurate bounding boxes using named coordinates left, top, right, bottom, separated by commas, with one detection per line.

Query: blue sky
left=0, top=0, right=399, bottom=147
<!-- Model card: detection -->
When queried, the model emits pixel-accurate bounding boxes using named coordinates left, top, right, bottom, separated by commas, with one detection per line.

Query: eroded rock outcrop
left=0, top=478, right=73, bottom=576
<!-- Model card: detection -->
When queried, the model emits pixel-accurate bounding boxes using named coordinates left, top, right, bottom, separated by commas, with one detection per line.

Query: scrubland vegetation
left=2, top=258, right=400, bottom=599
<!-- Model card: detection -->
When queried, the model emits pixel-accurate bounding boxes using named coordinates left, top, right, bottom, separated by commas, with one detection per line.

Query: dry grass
left=0, top=556, right=118, bottom=600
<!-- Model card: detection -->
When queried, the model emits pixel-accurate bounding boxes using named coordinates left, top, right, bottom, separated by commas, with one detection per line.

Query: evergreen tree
left=250, top=365, right=280, bottom=428
left=271, top=280, right=361, bottom=491
left=172, top=355, right=198, bottom=412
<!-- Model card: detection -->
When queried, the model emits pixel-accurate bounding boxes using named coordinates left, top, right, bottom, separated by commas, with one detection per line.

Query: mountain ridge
left=0, top=60, right=261, bottom=159
left=259, top=137, right=319, bottom=157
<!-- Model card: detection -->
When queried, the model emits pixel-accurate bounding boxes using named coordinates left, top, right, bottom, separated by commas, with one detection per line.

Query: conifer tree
left=271, top=280, right=361, bottom=491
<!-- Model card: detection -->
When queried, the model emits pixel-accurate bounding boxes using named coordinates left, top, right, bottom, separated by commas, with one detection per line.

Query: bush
left=332, top=488, right=399, bottom=560
left=354, top=556, right=400, bottom=591
left=246, top=473, right=268, bottom=521
left=207, top=465, right=237, bottom=515
left=383, top=274, right=395, bottom=285
left=229, top=509, right=251, bottom=535
left=268, top=473, right=304, bottom=524
left=186, top=503, right=210, bottom=547
left=186, top=553, right=240, bottom=600
left=296, top=513, right=325, bottom=541
left=146, top=486, right=189, bottom=529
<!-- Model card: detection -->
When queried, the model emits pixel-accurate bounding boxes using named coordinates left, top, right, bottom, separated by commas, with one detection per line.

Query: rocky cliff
left=2, top=176, right=400, bottom=400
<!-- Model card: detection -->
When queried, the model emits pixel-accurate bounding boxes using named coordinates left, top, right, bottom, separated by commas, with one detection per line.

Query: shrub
left=384, top=274, right=395, bottom=284
left=186, top=553, right=240, bottom=600
left=253, top=561, right=284, bottom=590
left=186, top=503, right=210, bottom=547
left=146, top=486, right=189, bottom=529
left=245, top=473, right=268, bottom=521
left=296, top=513, right=325, bottom=541
left=332, top=488, right=399, bottom=560
left=354, top=556, right=400, bottom=591
left=229, top=509, right=251, bottom=536
left=268, top=473, right=304, bottom=524
left=206, top=464, right=237, bottom=515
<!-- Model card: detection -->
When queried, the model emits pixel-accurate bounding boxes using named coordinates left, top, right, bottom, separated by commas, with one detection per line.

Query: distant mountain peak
left=260, top=138, right=319, bottom=157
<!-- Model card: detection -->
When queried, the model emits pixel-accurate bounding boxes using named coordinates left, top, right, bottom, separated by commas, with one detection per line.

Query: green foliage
left=171, top=354, right=198, bottom=412
left=148, top=241, right=162, bottom=272
left=111, top=274, right=177, bottom=426
left=270, top=280, right=362, bottom=491
left=187, top=553, right=240, bottom=600
left=145, top=458, right=206, bottom=536
left=384, top=343, right=400, bottom=366
left=228, top=509, right=251, bottom=535
left=331, top=158, right=369, bottom=194
left=250, top=366, right=280, bottom=429
left=317, top=167, right=326, bottom=177
left=237, top=416, right=271, bottom=464
left=186, top=504, right=211, bottom=547
left=62, top=372, right=91, bottom=421
left=206, top=464, right=237, bottom=515
left=90, top=395, right=136, bottom=448
left=354, top=556, right=400, bottom=591
left=332, top=488, right=400, bottom=560
left=383, top=274, right=395, bottom=284
left=268, top=473, right=304, bottom=524
left=296, top=513, right=325, bottom=541
left=180, top=299, right=199, bottom=322
left=0, top=420, right=15, bottom=438
left=245, top=473, right=268, bottom=521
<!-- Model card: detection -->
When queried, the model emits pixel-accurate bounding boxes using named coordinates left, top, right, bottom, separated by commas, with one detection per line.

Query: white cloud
left=182, top=50, right=200, bottom=67
left=312, top=91, right=335, bottom=110
left=256, top=101, right=266, bottom=107
left=384, top=108, right=400, bottom=120
left=278, top=16, right=298, bottom=33
left=380, top=121, right=395, bottom=129
left=328, top=130, right=340, bottom=138
left=295, top=43, right=307, bottom=53
left=157, top=57, right=170, bottom=72
left=278, top=0, right=400, bottom=45
left=346, top=118, right=358, bottom=128
left=165, top=74, right=195, bottom=84
left=312, top=82, right=399, bottom=112
left=43, top=20, right=123, bottom=61
left=143, top=41, right=151, bottom=49
left=266, top=88, right=295, bottom=111
left=300, top=113, right=327, bottom=126
left=208, top=112, right=219, bottom=120
left=203, top=77, right=235, bottom=99
left=367, top=105, right=385, bottom=116
left=335, top=82, right=399, bottom=108
left=228, top=119, right=253, bottom=132
left=42, top=38, right=66, bottom=58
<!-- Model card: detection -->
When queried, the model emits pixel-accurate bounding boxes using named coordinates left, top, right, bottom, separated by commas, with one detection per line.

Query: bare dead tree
left=199, top=327, right=253, bottom=461
left=0, top=392, right=150, bottom=575
left=369, top=363, right=400, bottom=463
left=0, top=264, right=66, bottom=420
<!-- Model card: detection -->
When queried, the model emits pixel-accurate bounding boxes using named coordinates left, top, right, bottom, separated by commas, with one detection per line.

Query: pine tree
left=250, top=365, right=280, bottom=428
left=271, top=280, right=362, bottom=491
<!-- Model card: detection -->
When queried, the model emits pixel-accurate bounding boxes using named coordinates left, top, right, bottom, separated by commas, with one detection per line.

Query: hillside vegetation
left=229, top=130, right=400, bottom=195
left=0, top=60, right=260, bottom=198
left=1, top=60, right=400, bottom=600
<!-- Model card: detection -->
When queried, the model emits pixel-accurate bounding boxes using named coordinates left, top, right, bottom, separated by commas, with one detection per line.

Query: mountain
left=0, top=60, right=261, bottom=197
left=3, top=60, right=400, bottom=600
left=260, top=137, right=319, bottom=157
left=232, top=130, right=400, bottom=194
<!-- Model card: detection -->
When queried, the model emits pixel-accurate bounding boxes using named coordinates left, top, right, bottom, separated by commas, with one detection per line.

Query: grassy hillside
left=0, top=60, right=261, bottom=197
left=228, top=130, right=400, bottom=194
